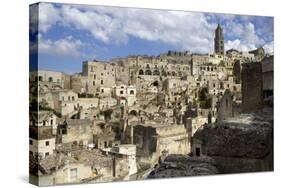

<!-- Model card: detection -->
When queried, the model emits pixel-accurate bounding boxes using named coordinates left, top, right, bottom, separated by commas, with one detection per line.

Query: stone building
left=33, top=150, right=119, bottom=186
left=57, top=119, right=100, bottom=147
left=82, top=61, right=116, bottom=95
left=77, top=98, right=99, bottom=110
left=107, top=144, right=138, bottom=177
left=133, top=122, right=189, bottom=165
left=30, top=111, right=58, bottom=135
left=249, top=47, right=265, bottom=62
left=114, top=84, right=137, bottom=106
left=30, top=70, right=70, bottom=90
left=29, top=127, right=56, bottom=160
left=226, top=49, right=242, bottom=60
left=50, top=89, right=79, bottom=116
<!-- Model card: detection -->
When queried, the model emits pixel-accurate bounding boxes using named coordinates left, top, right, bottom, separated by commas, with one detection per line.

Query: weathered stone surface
left=193, top=107, right=273, bottom=172
left=148, top=154, right=218, bottom=178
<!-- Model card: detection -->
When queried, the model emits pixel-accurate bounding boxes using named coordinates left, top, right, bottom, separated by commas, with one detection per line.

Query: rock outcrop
left=193, top=107, right=273, bottom=173
left=148, top=155, right=218, bottom=178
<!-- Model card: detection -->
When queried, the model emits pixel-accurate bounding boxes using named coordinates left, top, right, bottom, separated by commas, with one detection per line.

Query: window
left=101, top=89, right=104, bottom=93
left=93, top=74, right=96, bottom=79
left=70, top=168, right=78, bottom=181
left=48, top=77, right=53, bottom=82
left=45, top=152, right=49, bottom=157
left=120, top=90, right=124, bottom=94
left=93, top=81, right=95, bottom=86
left=195, top=147, right=201, bottom=157
left=101, top=73, right=103, bottom=76
left=50, top=119, right=53, bottom=125
left=38, top=76, right=43, bottom=82
left=72, top=96, right=75, bottom=101
left=62, top=96, right=64, bottom=101
left=68, top=96, right=70, bottom=101
left=43, top=121, right=46, bottom=126
left=62, top=129, right=66, bottom=134
left=45, top=141, right=50, bottom=146
left=101, top=80, right=103, bottom=85
left=130, top=90, right=134, bottom=95
left=29, top=140, right=33, bottom=145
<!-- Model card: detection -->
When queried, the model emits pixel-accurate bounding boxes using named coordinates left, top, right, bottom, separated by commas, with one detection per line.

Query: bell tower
left=214, top=24, right=224, bottom=55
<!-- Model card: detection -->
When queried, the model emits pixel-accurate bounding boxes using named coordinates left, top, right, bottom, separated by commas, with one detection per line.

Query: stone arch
left=139, top=69, right=144, bottom=75
left=153, top=69, right=160, bottom=76
left=145, top=69, right=152, bottom=75
left=53, top=85, right=62, bottom=90
left=129, top=110, right=138, bottom=116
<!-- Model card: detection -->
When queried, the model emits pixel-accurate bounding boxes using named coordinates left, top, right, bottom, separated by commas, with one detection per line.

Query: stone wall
left=241, top=62, right=263, bottom=113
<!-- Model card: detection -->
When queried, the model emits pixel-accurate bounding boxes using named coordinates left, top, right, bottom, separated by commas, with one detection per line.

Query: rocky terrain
left=148, top=107, right=273, bottom=178
left=193, top=107, right=273, bottom=173
left=148, top=155, right=218, bottom=178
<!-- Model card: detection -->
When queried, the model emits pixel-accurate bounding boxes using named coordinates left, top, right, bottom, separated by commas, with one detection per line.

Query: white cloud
left=224, top=21, right=270, bottom=52
left=38, top=35, right=86, bottom=58
left=38, top=3, right=61, bottom=33
left=37, top=3, right=273, bottom=54
left=263, top=41, right=274, bottom=53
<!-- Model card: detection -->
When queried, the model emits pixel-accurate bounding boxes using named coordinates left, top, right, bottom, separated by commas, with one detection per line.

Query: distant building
left=29, top=127, right=56, bottom=160
left=214, top=24, right=224, bottom=56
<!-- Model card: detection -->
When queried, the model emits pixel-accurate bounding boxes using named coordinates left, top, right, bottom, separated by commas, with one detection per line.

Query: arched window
left=145, top=69, right=152, bottom=75
left=48, top=77, right=53, bottom=82
left=139, top=69, right=144, bottom=75
left=153, top=70, right=160, bottom=75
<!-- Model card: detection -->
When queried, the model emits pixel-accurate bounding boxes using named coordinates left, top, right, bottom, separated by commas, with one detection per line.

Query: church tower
left=214, top=24, right=224, bottom=55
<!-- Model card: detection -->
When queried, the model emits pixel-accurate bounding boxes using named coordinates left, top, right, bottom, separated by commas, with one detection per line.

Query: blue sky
left=30, top=2, right=274, bottom=73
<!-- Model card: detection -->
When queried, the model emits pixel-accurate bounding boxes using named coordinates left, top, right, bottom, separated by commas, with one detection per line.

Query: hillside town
left=29, top=24, right=273, bottom=185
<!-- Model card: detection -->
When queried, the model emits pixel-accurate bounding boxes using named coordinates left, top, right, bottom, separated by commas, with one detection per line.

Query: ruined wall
left=241, top=62, right=263, bottom=113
